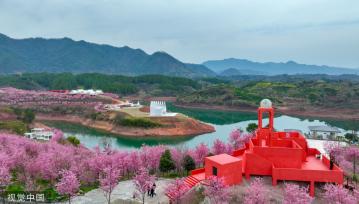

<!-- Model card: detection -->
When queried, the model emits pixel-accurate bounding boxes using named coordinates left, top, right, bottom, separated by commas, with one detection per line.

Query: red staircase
left=184, top=175, right=200, bottom=188
left=166, top=175, right=201, bottom=201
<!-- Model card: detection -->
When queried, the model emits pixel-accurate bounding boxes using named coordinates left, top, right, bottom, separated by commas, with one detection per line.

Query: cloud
left=0, top=0, right=358, bottom=67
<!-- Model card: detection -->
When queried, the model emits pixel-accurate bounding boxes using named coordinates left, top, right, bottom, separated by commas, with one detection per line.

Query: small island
left=0, top=87, right=214, bottom=137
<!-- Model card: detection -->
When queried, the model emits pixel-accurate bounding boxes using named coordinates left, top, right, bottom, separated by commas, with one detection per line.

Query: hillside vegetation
left=0, top=73, right=200, bottom=96
left=177, top=81, right=359, bottom=109
left=1, top=73, right=359, bottom=110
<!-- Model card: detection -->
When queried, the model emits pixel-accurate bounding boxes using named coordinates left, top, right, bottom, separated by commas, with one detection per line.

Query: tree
left=99, top=166, right=121, bottom=204
left=244, top=177, right=268, bottom=204
left=345, top=146, right=359, bottom=181
left=212, top=139, right=228, bottom=155
left=182, top=155, right=196, bottom=174
left=165, top=178, right=189, bottom=204
left=203, top=176, right=230, bottom=204
left=246, top=123, right=258, bottom=133
left=22, top=109, right=35, bottom=124
left=345, top=133, right=358, bottom=144
left=323, top=184, right=357, bottom=204
left=193, top=143, right=209, bottom=167
left=56, top=170, right=80, bottom=204
left=51, top=129, right=64, bottom=143
left=229, top=129, right=252, bottom=149
left=133, top=168, right=155, bottom=204
left=159, top=149, right=176, bottom=173
left=0, top=166, right=11, bottom=204
left=66, top=136, right=80, bottom=146
left=283, top=183, right=312, bottom=204
left=211, top=139, right=233, bottom=155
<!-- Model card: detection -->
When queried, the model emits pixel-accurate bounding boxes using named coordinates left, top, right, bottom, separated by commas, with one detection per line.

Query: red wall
left=252, top=146, right=303, bottom=168
left=205, top=158, right=242, bottom=185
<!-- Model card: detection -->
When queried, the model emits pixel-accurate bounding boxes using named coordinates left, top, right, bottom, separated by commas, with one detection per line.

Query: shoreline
left=36, top=114, right=215, bottom=137
left=173, top=103, right=359, bottom=121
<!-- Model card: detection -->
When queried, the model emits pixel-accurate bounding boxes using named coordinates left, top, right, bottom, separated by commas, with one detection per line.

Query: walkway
left=69, top=179, right=172, bottom=204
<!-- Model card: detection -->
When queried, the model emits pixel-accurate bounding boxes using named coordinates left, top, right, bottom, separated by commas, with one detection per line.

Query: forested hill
left=0, top=73, right=201, bottom=96
left=204, top=58, right=359, bottom=75
left=0, top=33, right=215, bottom=78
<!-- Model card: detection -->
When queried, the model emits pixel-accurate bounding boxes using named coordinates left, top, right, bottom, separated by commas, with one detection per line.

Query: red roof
left=206, top=153, right=241, bottom=165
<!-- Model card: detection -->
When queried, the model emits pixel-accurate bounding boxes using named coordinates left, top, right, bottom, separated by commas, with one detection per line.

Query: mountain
left=203, top=58, right=359, bottom=76
left=0, top=33, right=216, bottom=78
left=219, top=68, right=267, bottom=76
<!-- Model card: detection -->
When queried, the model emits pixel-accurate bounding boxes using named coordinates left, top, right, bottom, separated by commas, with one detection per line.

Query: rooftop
left=206, top=153, right=241, bottom=165
left=308, top=126, right=340, bottom=133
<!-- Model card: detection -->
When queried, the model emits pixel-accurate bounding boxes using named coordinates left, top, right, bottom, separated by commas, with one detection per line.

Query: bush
left=246, top=123, right=258, bottom=133
left=119, top=117, right=161, bottom=128
left=0, top=121, right=28, bottom=134
left=66, top=136, right=80, bottom=146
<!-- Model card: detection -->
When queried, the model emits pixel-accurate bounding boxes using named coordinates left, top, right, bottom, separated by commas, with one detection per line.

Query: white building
left=150, top=101, right=177, bottom=117
left=103, top=101, right=142, bottom=111
left=69, top=89, right=104, bottom=96
left=24, top=128, right=54, bottom=141
left=308, top=126, right=341, bottom=140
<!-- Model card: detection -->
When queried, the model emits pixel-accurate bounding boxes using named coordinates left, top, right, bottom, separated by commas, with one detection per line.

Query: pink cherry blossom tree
left=170, top=148, right=185, bottom=173
left=323, top=184, right=357, bottom=204
left=56, top=170, right=80, bottom=204
left=99, top=166, right=121, bottom=204
left=229, top=129, right=252, bottom=150
left=165, top=178, right=189, bottom=204
left=345, top=146, right=359, bottom=180
left=193, top=143, right=209, bottom=167
left=283, top=183, right=313, bottom=204
left=244, top=177, right=268, bottom=204
left=212, top=139, right=226, bottom=155
left=133, top=168, right=155, bottom=204
left=203, top=176, right=230, bottom=204
left=0, top=166, right=11, bottom=204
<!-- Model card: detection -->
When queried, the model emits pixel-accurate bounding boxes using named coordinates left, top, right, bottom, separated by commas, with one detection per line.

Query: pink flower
left=204, top=176, right=230, bottom=204
left=283, top=183, right=313, bottom=204
left=56, top=170, right=80, bottom=201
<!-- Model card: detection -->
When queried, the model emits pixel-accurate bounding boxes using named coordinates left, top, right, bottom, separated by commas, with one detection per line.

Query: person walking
left=151, top=183, right=156, bottom=197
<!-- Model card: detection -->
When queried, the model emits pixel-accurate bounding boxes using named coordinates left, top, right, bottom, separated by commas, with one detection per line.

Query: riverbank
left=173, top=103, right=359, bottom=121
left=36, top=113, right=215, bottom=137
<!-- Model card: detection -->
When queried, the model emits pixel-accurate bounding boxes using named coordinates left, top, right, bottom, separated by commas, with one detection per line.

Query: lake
left=46, top=104, right=356, bottom=151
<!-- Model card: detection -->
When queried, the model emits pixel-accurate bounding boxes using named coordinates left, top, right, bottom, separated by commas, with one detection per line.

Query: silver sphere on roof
left=260, top=99, right=272, bottom=108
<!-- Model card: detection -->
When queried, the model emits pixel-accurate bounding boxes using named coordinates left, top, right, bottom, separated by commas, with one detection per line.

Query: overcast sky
left=0, top=0, right=358, bottom=68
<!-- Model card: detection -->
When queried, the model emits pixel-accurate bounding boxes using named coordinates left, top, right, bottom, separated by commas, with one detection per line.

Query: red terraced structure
left=169, top=99, right=344, bottom=201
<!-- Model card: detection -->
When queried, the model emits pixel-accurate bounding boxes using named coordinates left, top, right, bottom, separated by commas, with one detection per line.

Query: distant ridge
left=0, top=33, right=216, bottom=78
left=203, top=58, right=359, bottom=76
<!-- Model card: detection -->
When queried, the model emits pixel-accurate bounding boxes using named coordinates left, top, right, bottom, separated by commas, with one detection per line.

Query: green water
left=46, top=105, right=358, bottom=150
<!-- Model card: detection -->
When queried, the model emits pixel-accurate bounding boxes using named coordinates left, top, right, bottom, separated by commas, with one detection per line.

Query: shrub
left=66, top=136, right=80, bottom=146
left=246, top=123, right=258, bottom=133
left=119, top=117, right=161, bottom=128
left=0, top=121, right=28, bottom=134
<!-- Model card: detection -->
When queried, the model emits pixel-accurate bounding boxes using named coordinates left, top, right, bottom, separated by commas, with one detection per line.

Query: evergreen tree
left=182, top=155, right=195, bottom=173
left=159, top=149, right=175, bottom=173
left=246, top=123, right=258, bottom=133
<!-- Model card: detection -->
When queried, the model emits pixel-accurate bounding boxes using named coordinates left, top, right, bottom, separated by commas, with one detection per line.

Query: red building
left=179, top=99, right=343, bottom=198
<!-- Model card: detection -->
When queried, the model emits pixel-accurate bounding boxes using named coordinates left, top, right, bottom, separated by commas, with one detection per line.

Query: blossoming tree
left=204, top=176, right=230, bottom=204
left=56, top=170, right=80, bottom=204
